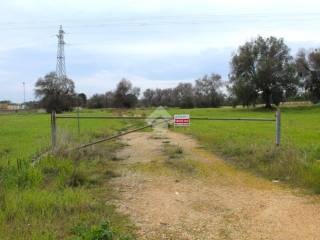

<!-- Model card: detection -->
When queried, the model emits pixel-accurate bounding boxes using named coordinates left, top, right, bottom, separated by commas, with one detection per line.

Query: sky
left=1, top=0, right=320, bottom=103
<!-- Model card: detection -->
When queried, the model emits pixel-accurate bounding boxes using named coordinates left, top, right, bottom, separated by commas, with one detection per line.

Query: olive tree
left=194, top=74, right=224, bottom=107
left=296, top=49, right=320, bottom=103
left=113, top=79, right=140, bottom=108
left=35, top=72, right=76, bottom=113
left=230, top=36, right=298, bottom=108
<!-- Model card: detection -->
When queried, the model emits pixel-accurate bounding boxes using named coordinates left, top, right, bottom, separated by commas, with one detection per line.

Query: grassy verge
left=0, top=111, right=138, bottom=239
left=170, top=106, right=320, bottom=193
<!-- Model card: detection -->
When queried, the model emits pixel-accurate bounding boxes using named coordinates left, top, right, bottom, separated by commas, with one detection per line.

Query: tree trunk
left=264, top=89, right=272, bottom=108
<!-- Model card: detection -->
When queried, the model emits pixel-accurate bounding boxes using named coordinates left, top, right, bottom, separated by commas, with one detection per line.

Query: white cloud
left=5, top=0, right=319, bottom=15
left=1, top=0, right=320, bottom=101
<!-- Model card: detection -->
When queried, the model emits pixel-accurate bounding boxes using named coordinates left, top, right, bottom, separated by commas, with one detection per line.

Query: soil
left=110, top=130, right=320, bottom=240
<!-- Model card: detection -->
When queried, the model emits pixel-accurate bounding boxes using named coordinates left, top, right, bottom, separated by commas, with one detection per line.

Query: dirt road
left=111, top=130, right=320, bottom=240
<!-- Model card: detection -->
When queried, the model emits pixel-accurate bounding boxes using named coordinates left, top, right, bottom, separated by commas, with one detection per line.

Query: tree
left=230, top=36, right=298, bottom=108
left=87, top=94, right=106, bottom=109
left=142, top=89, right=156, bottom=107
left=142, top=88, right=178, bottom=107
left=105, top=91, right=115, bottom=107
left=296, top=49, right=320, bottom=103
left=35, top=72, right=76, bottom=113
left=87, top=91, right=115, bottom=109
left=77, top=93, right=87, bottom=107
left=153, top=89, right=165, bottom=106
left=174, top=83, right=194, bottom=108
left=160, top=88, right=175, bottom=107
left=0, top=100, right=11, bottom=104
left=194, top=74, right=224, bottom=107
left=228, top=77, right=258, bottom=107
left=113, top=79, right=140, bottom=108
left=25, top=101, right=41, bottom=110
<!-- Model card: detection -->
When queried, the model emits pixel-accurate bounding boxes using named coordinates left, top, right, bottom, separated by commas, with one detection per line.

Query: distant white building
left=0, top=103, right=24, bottom=111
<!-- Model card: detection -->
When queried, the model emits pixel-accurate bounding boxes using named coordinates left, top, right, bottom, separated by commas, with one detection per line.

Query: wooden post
left=51, top=111, right=57, bottom=151
left=276, top=109, right=281, bottom=146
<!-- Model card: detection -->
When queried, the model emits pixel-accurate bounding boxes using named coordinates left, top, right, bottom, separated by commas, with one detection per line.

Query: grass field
left=0, top=110, right=140, bottom=240
left=170, top=106, right=320, bottom=192
left=0, top=109, right=142, bottom=164
left=1, top=105, right=320, bottom=239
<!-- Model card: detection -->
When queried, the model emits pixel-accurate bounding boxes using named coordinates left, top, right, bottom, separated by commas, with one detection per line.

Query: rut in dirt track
left=110, top=130, right=320, bottom=240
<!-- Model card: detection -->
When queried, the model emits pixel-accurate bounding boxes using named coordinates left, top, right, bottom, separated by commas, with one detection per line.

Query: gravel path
left=111, top=130, right=320, bottom=240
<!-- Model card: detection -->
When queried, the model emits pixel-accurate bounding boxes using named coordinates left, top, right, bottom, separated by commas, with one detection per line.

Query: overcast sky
left=1, top=0, right=320, bottom=103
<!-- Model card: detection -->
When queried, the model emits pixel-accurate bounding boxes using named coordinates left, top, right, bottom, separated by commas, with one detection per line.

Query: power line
left=0, top=12, right=319, bottom=31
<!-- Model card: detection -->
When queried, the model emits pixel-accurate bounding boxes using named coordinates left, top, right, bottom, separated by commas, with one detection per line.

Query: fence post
left=51, top=111, right=57, bottom=151
left=77, top=107, right=80, bottom=135
left=276, top=109, right=281, bottom=146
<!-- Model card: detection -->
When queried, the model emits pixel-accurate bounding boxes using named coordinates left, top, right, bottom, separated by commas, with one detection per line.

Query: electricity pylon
left=56, top=25, right=66, bottom=80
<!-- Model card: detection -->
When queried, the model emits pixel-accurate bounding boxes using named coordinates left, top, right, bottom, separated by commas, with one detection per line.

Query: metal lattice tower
left=56, top=25, right=66, bottom=80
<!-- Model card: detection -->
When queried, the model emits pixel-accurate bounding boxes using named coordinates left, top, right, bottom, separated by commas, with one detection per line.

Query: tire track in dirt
left=111, top=130, right=320, bottom=240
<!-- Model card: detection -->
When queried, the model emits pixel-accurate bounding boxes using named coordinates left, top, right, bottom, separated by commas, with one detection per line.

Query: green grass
left=0, top=110, right=138, bottom=239
left=0, top=151, right=136, bottom=239
left=1, top=105, right=320, bottom=238
left=0, top=110, right=142, bottom=165
left=0, top=113, right=50, bottom=163
left=169, top=105, right=320, bottom=192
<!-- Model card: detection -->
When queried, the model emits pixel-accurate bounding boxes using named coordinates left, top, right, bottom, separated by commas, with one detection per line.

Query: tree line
left=33, top=36, right=320, bottom=112
left=86, top=74, right=224, bottom=109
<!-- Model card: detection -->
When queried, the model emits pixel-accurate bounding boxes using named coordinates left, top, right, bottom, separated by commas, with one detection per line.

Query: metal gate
left=50, top=109, right=281, bottom=152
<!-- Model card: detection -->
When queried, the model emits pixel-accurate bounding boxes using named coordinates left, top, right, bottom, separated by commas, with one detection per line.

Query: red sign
left=174, top=114, right=190, bottom=126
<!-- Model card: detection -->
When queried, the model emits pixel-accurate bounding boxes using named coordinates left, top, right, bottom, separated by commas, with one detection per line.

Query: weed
left=70, top=221, right=134, bottom=240
left=165, top=159, right=197, bottom=175
left=111, top=155, right=125, bottom=161
left=68, top=169, right=87, bottom=187
left=162, top=143, right=184, bottom=159
left=104, top=170, right=121, bottom=179
left=0, top=160, right=42, bottom=189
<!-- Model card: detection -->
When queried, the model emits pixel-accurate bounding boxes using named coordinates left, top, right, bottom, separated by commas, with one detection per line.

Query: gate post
left=51, top=111, right=57, bottom=151
left=276, top=109, right=281, bottom=146
left=77, top=107, right=80, bottom=135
